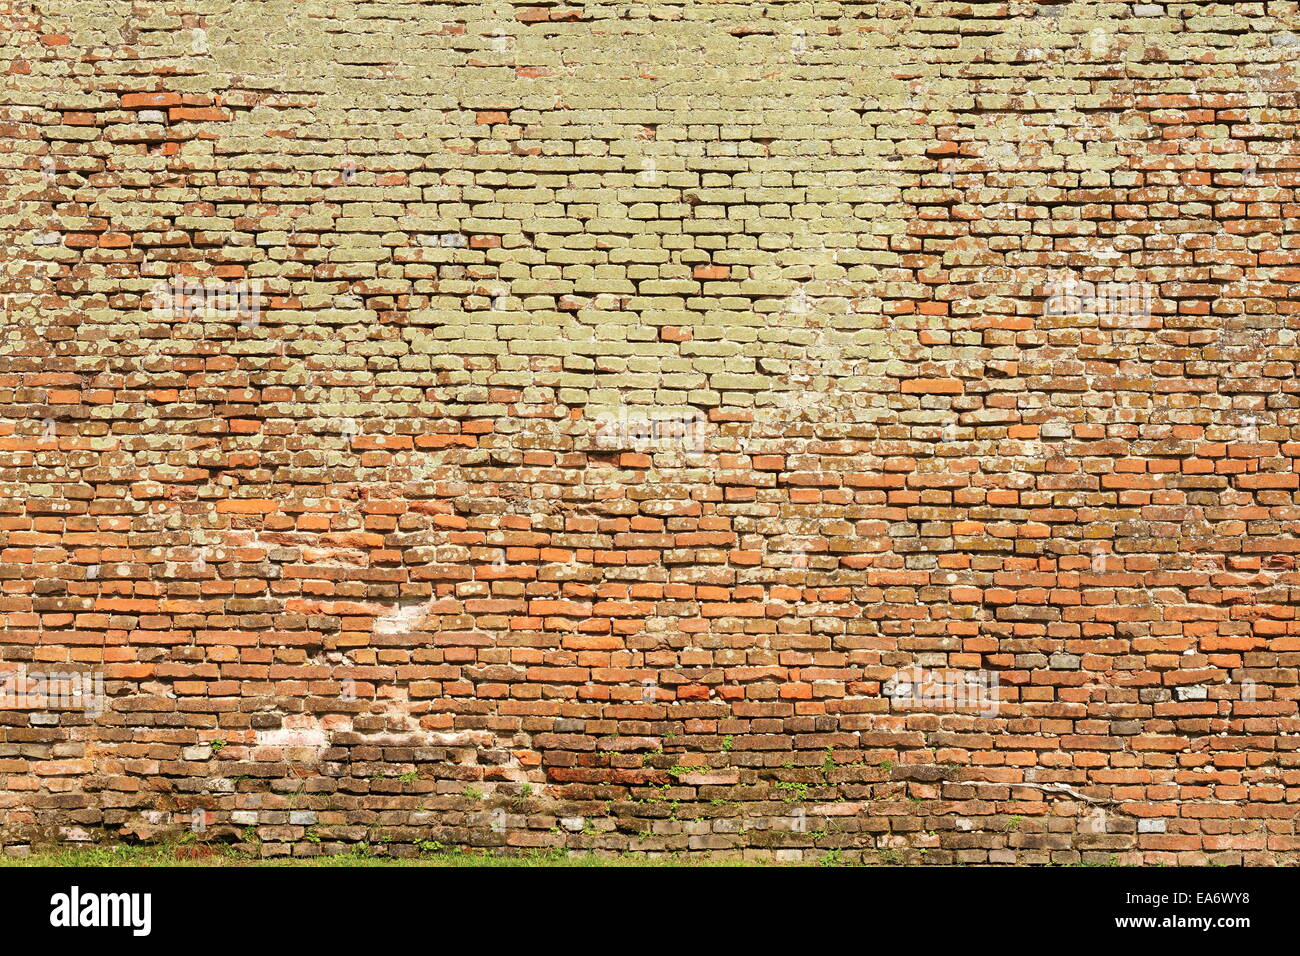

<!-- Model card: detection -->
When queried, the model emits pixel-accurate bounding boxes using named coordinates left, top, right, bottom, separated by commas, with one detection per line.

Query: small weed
left=668, top=765, right=707, bottom=779
left=774, top=780, right=809, bottom=803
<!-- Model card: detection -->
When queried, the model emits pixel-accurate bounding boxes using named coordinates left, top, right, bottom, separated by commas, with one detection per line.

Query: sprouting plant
left=210, top=740, right=226, bottom=754
left=668, top=764, right=707, bottom=779
left=721, top=734, right=734, bottom=752
left=774, top=780, right=810, bottom=803
left=647, top=781, right=673, bottom=803
left=1004, top=815, right=1024, bottom=832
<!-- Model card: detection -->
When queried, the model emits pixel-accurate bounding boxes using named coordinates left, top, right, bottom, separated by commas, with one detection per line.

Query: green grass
left=0, top=844, right=794, bottom=867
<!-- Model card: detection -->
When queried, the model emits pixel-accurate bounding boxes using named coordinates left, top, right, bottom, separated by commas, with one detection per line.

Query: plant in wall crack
left=774, top=780, right=810, bottom=803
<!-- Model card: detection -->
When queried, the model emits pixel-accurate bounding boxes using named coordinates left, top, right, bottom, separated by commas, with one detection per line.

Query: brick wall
left=2, top=0, right=1298, bottom=864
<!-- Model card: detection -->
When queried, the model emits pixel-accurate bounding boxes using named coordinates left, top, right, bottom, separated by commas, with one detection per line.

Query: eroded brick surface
left=1, top=1, right=1298, bottom=864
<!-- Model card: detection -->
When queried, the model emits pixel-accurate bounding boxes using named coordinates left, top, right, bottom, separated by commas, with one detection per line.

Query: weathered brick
left=0, top=0, right=1296, bottom=870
